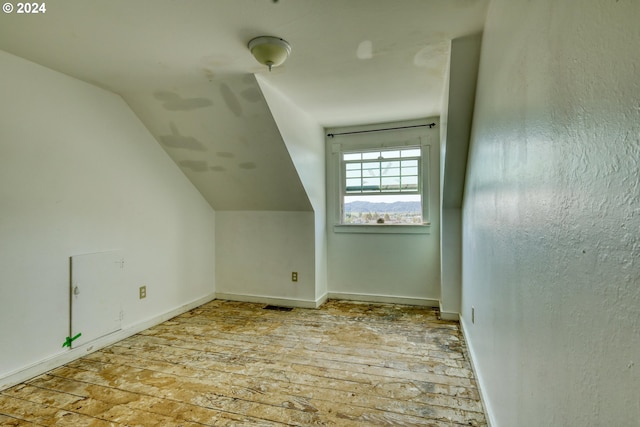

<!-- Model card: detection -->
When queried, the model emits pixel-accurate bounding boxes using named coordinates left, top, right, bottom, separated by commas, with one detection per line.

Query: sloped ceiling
left=125, top=74, right=312, bottom=210
left=0, top=0, right=488, bottom=211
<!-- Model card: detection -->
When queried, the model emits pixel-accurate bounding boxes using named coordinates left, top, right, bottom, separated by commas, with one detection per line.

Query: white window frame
left=330, top=136, right=431, bottom=234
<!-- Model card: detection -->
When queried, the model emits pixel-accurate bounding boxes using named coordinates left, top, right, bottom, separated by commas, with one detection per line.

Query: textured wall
left=462, top=1, right=640, bottom=425
left=0, top=51, right=216, bottom=382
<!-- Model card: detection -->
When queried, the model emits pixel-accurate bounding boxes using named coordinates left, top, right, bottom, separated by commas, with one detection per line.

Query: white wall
left=439, top=34, right=482, bottom=319
left=462, top=1, right=640, bottom=425
left=256, top=76, right=328, bottom=301
left=326, top=120, right=441, bottom=305
left=0, top=51, right=216, bottom=386
left=215, top=211, right=317, bottom=306
left=440, top=208, right=462, bottom=319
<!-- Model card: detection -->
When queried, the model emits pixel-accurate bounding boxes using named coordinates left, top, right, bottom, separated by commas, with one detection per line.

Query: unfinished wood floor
left=0, top=300, right=486, bottom=426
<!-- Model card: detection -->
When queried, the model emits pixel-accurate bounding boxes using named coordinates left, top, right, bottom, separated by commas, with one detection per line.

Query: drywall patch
left=154, top=91, right=212, bottom=111
left=242, top=74, right=256, bottom=85
left=179, top=160, right=208, bottom=172
left=201, top=54, right=235, bottom=68
left=240, top=86, right=263, bottom=103
left=357, top=40, right=373, bottom=59
left=203, top=68, right=215, bottom=82
left=216, top=152, right=235, bottom=158
left=238, top=162, right=257, bottom=170
left=220, top=83, right=243, bottom=117
left=413, top=43, right=448, bottom=69
left=158, top=123, right=206, bottom=151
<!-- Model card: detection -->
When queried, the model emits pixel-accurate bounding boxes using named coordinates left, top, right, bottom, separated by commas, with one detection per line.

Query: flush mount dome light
left=248, top=36, right=291, bottom=71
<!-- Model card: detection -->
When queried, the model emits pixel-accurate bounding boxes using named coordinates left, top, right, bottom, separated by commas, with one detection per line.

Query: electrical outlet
left=291, top=272, right=298, bottom=282
left=472, top=306, right=475, bottom=324
left=139, top=285, right=147, bottom=299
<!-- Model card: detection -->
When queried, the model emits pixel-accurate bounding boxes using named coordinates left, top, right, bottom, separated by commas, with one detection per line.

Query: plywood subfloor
left=0, top=300, right=487, bottom=426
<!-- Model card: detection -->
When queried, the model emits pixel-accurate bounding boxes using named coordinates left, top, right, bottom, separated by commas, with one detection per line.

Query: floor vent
left=263, top=305, right=293, bottom=312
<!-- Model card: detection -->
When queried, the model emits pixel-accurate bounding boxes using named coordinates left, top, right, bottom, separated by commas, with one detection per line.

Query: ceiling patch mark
left=238, top=162, right=257, bottom=170
left=216, top=152, right=235, bottom=158
left=179, top=160, right=208, bottom=172
left=158, top=123, right=206, bottom=151
left=211, top=166, right=226, bottom=172
left=203, top=68, right=215, bottom=82
left=356, top=40, right=373, bottom=60
left=220, top=83, right=243, bottom=117
left=201, top=54, right=235, bottom=68
left=154, top=91, right=212, bottom=111
left=413, top=43, right=448, bottom=69
left=240, top=87, right=263, bottom=103
left=242, top=74, right=256, bottom=85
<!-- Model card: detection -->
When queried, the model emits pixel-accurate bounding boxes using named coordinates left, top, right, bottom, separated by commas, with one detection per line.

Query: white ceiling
left=0, top=0, right=489, bottom=210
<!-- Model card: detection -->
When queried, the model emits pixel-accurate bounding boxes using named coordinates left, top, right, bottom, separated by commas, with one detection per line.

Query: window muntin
left=343, top=147, right=421, bottom=194
left=341, top=147, right=424, bottom=225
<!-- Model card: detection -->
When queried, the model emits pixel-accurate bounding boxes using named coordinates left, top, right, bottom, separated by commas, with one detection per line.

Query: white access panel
left=70, top=251, right=124, bottom=348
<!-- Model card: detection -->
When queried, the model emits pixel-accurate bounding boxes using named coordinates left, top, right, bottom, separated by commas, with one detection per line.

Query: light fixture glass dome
left=248, top=36, right=291, bottom=71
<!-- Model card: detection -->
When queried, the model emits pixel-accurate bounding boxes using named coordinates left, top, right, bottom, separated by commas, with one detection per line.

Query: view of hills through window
left=343, top=195, right=422, bottom=224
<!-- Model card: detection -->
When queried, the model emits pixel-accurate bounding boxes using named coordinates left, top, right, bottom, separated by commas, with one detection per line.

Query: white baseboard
left=439, top=310, right=460, bottom=321
left=460, top=316, right=495, bottom=427
left=0, top=293, right=216, bottom=392
left=327, top=292, right=439, bottom=307
left=439, top=301, right=460, bottom=321
left=315, top=293, right=329, bottom=307
left=215, top=292, right=324, bottom=309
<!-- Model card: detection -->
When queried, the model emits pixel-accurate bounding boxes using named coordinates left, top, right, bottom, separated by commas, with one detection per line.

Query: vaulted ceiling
left=0, top=0, right=489, bottom=210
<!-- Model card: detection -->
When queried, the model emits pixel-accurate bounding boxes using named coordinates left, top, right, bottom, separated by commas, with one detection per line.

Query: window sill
left=333, top=223, right=431, bottom=234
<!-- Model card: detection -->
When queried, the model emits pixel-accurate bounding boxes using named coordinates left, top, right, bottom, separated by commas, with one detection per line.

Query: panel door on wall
left=70, top=251, right=124, bottom=348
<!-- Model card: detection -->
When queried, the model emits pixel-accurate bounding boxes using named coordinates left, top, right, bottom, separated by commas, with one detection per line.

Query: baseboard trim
left=0, top=292, right=216, bottom=392
left=215, top=292, right=323, bottom=309
left=460, top=316, right=495, bottom=427
left=327, top=292, right=439, bottom=307
left=315, top=293, right=329, bottom=307
left=439, top=301, right=460, bottom=321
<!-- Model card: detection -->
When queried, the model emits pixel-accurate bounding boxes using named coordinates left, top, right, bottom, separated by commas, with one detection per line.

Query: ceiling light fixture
left=248, top=36, right=291, bottom=72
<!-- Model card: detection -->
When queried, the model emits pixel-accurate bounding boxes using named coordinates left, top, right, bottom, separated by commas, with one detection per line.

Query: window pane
left=343, top=153, right=361, bottom=161
left=362, top=161, right=380, bottom=171
left=381, top=177, right=400, bottom=190
left=401, top=176, right=418, bottom=190
left=362, top=177, right=379, bottom=191
left=340, top=144, right=426, bottom=225
left=401, top=166, right=418, bottom=176
left=379, top=150, right=400, bottom=159
left=381, top=160, right=400, bottom=170
left=346, top=178, right=362, bottom=192
left=382, top=168, right=400, bottom=177
left=401, top=159, right=418, bottom=168
left=401, top=148, right=421, bottom=158
left=365, top=168, right=381, bottom=177
left=362, top=151, right=380, bottom=160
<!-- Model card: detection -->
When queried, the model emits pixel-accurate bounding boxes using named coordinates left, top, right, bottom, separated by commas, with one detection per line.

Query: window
left=326, top=120, right=435, bottom=234
left=340, top=146, right=426, bottom=225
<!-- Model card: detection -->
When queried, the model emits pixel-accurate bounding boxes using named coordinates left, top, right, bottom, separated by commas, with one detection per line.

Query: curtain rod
left=326, top=123, right=436, bottom=138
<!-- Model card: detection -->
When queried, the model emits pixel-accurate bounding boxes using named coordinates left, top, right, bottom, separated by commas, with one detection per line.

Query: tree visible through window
left=342, top=147, right=423, bottom=225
